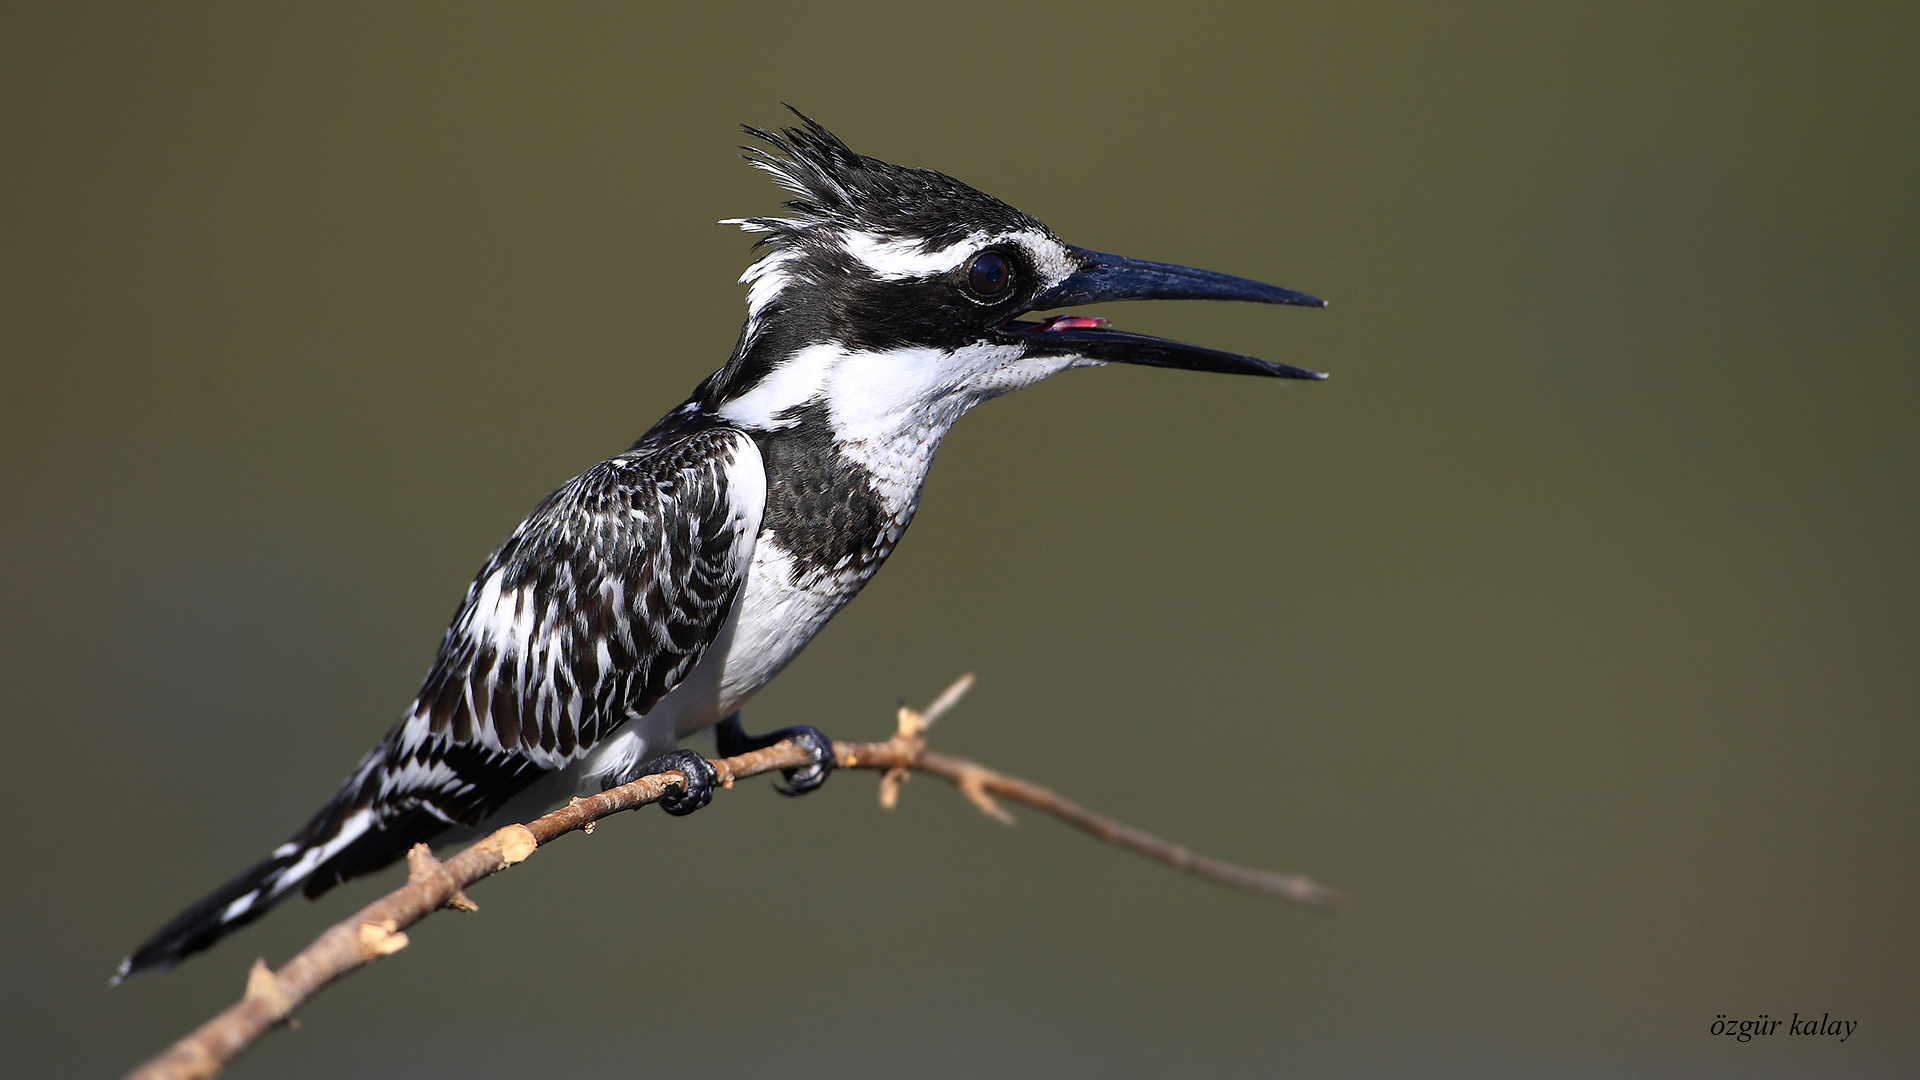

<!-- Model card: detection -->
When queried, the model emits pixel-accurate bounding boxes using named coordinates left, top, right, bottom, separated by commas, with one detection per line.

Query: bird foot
left=770, top=726, right=835, bottom=797
left=632, top=749, right=717, bottom=817
left=715, top=714, right=836, bottom=797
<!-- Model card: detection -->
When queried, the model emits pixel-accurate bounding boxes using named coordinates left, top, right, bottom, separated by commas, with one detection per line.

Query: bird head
left=700, top=110, right=1324, bottom=434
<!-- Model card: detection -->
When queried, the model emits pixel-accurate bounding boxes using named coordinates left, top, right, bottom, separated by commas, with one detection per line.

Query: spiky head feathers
left=727, top=111, right=1045, bottom=251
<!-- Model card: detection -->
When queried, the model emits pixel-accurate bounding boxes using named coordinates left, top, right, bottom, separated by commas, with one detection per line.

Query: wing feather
left=299, top=424, right=762, bottom=888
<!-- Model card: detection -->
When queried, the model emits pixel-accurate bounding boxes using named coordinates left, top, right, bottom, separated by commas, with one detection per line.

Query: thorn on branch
left=920, top=672, right=975, bottom=726
left=878, top=766, right=910, bottom=809
left=356, top=919, right=409, bottom=958
left=956, top=768, right=1016, bottom=826
left=568, top=798, right=599, bottom=834
left=243, top=960, right=294, bottom=1025
left=406, top=844, right=478, bottom=912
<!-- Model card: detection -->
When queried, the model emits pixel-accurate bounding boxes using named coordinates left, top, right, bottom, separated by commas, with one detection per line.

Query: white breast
left=712, top=535, right=863, bottom=710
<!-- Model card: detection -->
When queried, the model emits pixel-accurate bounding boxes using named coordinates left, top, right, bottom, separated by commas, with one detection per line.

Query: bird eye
left=964, top=250, right=1012, bottom=300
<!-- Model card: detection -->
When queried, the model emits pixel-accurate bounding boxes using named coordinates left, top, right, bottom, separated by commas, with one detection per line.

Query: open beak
left=1001, top=246, right=1327, bottom=379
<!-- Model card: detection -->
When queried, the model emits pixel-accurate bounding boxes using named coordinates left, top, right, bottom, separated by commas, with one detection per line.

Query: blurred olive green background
left=3, top=3, right=1914, bottom=1076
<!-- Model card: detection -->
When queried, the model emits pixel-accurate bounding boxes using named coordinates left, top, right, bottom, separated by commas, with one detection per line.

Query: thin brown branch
left=909, top=750, right=1345, bottom=908
left=128, top=675, right=1341, bottom=1080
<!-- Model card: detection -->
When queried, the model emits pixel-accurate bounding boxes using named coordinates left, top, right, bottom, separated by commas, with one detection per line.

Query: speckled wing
left=119, top=422, right=763, bottom=978
left=314, top=423, right=765, bottom=883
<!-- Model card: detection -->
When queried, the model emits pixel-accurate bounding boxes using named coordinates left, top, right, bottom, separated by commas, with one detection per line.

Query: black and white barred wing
left=396, top=426, right=764, bottom=785
left=119, top=426, right=765, bottom=979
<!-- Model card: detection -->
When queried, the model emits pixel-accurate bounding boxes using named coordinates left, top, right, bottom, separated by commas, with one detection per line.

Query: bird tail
left=112, top=793, right=443, bottom=983
left=117, top=712, right=553, bottom=981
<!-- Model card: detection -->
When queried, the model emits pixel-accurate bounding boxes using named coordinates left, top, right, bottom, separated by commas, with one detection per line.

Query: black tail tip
left=116, top=855, right=299, bottom=982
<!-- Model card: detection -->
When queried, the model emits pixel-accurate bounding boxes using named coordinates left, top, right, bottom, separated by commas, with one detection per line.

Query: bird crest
left=723, top=107, right=1042, bottom=253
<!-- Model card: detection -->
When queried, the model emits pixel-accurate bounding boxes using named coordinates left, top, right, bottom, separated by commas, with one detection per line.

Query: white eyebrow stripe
left=841, top=227, right=1061, bottom=281
left=841, top=229, right=991, bottom=279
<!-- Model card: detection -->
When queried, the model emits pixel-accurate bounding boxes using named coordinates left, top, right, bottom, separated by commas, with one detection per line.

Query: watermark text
left=1712, top=1013, right=1856, bottom=1043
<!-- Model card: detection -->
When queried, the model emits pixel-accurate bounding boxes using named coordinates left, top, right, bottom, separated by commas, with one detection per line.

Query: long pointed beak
left=1005, top=246, right=1328, bottom=379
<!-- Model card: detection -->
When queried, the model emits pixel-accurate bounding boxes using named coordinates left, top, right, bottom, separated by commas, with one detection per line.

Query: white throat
left=717, top=339, right=1092, bottom=513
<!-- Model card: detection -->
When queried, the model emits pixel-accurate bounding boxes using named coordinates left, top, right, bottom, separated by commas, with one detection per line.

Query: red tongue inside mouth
left=1033, top=315, right=1109, bottom=331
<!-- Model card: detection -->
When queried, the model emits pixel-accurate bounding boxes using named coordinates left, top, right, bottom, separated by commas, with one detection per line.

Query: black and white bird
left=118, top=111, right=1326, bottom=981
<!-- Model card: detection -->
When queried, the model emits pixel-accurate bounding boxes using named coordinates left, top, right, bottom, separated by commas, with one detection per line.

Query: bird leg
left=621, top=749, right=718, bottom=817
left=714, top=712, right=836, bottom=796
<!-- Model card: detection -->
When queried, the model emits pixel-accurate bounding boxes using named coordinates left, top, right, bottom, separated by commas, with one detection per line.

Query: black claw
left=636, top=749, right=717, bottom=817
left=715, top=714, right=835, bottom=797
left=772, top=727, right=835, bottom=797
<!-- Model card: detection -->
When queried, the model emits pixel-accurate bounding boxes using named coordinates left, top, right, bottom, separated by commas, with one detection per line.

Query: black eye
left=965, top=250, right=1012, bottom=300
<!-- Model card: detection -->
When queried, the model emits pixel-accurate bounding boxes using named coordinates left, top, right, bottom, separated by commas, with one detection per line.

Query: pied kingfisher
left=119, top=110, right=1326, bottom=980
